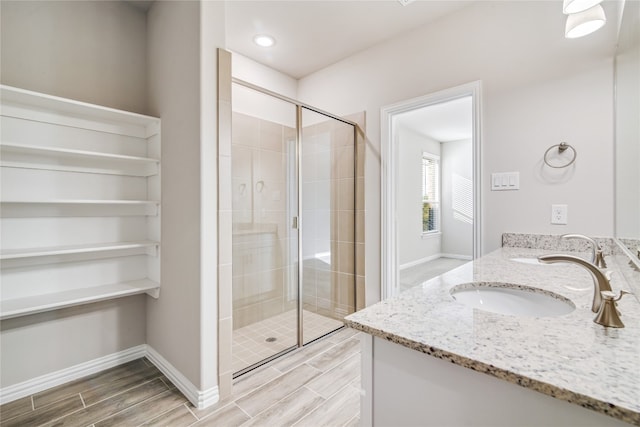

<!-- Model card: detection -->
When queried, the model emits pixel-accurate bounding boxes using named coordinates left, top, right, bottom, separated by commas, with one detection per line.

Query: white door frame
left=380, top=81, right=483, bottom=299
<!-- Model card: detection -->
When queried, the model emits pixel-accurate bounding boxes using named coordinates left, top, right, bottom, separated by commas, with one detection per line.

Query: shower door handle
left=292, top=216, right=299, bottom=229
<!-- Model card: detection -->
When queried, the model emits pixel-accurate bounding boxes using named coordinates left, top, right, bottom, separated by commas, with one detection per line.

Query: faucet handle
left=601, top=290, right=631, bottom=302
left=594, top=290, right=632, bottom=328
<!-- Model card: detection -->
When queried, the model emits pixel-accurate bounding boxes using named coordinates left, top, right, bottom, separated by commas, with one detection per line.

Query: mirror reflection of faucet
left=561, top=234, right=607, bottom=268
left=538, top=254, right=611, bottom=313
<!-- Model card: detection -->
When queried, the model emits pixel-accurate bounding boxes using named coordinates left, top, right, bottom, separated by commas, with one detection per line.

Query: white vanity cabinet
left=0, top=85, right=161, bottom=319
left=361, top=335, right=632, bottom=427
left=349, top=246, right=640, bottom=426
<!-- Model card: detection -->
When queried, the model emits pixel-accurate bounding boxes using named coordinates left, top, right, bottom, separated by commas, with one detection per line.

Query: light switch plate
left=491, top=172, right=519, bottom=191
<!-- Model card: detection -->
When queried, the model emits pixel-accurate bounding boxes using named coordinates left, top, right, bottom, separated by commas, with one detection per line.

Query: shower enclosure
left=231, top=80, right=357, bottom=376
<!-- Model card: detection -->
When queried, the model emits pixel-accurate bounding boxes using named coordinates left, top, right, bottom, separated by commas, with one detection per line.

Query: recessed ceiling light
left=253, top=35, right=275, bottom=48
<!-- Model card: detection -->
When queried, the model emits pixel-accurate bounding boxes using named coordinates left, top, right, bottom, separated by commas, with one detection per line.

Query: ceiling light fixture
left=565, top=4, right=606, bottom=38
left=562, top=0, right=603, bottom=14
left=253, top=35, right=275, bottom=48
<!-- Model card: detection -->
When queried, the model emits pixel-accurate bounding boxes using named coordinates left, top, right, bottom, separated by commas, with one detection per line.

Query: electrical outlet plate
left=551, top=204, right=568, bottom=225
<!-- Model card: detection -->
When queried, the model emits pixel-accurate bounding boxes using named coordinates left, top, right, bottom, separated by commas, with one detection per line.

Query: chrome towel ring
left=544, top=142, right=577, bottom=168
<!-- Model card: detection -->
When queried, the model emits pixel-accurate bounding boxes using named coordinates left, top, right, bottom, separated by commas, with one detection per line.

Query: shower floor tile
left=233, top=309, right=344, bottom=373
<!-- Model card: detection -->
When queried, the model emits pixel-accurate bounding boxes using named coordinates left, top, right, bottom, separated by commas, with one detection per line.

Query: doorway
left=231, top=80, right=357, bottom=376
left=381, top=82, right=482, bottom=298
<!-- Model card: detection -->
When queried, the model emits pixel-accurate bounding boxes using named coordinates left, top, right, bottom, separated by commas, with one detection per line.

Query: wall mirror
left=614, top=0, right=640, bottom=263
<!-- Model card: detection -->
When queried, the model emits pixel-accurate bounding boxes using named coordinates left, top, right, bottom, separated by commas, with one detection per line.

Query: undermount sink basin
left=450, top=283, right=575, bottom=317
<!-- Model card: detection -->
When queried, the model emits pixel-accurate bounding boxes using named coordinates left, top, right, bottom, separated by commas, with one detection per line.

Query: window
left=422, top=153, right=440, bottom=234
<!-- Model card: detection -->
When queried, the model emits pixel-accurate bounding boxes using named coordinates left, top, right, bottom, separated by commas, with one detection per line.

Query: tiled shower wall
left=231, top=112, right=297, bottom=329
left=301, top=116, right=357, bottom=321
left=232, top=111, right=362, bottom=326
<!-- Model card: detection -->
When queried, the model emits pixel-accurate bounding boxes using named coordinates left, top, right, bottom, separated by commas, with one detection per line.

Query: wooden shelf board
left=0, top=279, right=160, bottom=320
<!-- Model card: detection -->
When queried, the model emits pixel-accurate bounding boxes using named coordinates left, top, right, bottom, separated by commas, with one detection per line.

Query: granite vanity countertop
left=345, top=247, right=640, bottom=425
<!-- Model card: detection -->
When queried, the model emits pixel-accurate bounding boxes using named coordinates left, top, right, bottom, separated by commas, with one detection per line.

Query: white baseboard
left=399, top=254, right=441, bottom=270
left=0, top=345, right=219, bottom=410
left=146, top=345, right=219, bottom=410
left=440, top=253, right=473, bottom=261
left=399, top=253, right=472, bottom=270
left=0, top=345, right=146, bottom=405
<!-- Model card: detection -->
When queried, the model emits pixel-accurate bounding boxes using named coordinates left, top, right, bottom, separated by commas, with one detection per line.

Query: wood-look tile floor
left=0, top=328, right=361, bottom=427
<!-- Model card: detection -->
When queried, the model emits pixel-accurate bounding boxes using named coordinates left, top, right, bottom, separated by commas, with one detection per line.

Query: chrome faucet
left=561, top=234, right=607, bottom=269
left=537, top=254, right=612, bottom=313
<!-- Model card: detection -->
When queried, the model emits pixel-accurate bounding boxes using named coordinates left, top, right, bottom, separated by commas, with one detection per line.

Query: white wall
left=441, top=139, right=473, bottom=258
left=0, top=0, right=220, bottom=399
left=614, top=0, right=640, bottom=240
left=0, top=0, right=147, bottom=114
left=146, top=0, right=200, bottom=392
left=230, top=52, right=299, bottom=129
left=0, top=298, right=146, bottom=387
left=298, top=1, right=616, bottom=302
left=397, top=127, right=441, bottom=266
left=232, top=53, right=298, bottom=99
left=200, top=0, right=226, bottom=396
left=483, top=67, right=613, bottom=249
left=146, top=0, right=224, bottom=397
left=0, top=0, right=148, bottom=388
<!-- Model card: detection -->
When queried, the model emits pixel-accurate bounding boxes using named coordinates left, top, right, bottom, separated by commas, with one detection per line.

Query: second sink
left=450, top=283, right=575, bottom=317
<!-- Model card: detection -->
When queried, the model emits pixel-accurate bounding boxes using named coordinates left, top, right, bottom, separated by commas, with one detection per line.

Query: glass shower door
left=300, top=107, right=356, bottom=344
left=231, top=81, right=357, bottom=376
left=231, top=83, right=299, bottom=375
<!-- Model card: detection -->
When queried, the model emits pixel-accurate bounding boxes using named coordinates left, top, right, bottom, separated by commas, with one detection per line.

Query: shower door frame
left=231, top=77, right=358, bottom=375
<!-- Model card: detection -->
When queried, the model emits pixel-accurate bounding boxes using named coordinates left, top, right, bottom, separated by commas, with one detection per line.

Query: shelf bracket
left=146, top=288, right=160, bottom=299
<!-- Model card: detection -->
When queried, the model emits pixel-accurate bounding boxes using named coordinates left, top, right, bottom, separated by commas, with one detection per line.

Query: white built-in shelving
left=0, top=200, right=160, bottom=217
left=0, top=241, right=159, bottom=268
left=0, top=85, right=161, bottom=319
left=0, top=143, right=159, bottom=176
left=0, top=279, right=161, bottom=320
